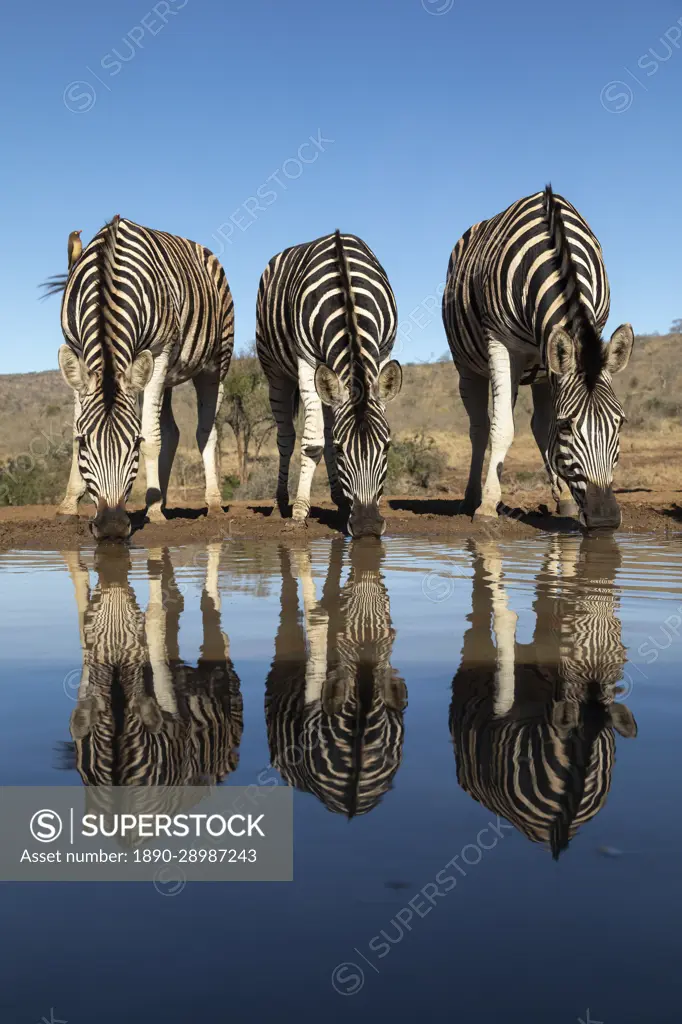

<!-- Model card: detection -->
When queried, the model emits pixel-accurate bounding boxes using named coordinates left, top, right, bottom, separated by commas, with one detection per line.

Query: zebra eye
left=77, top=434, right=87, bottom=450
left=384, top=440, right=391, bottom=452
left=557, top=418, right=572, bottom=432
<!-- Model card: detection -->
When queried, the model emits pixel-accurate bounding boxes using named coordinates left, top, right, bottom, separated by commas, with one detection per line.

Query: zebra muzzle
left=348, top=502, right=385, bottom=538
left=580, top=484, right=621, bottom=532
left=91, top=501, right=131, bottom=541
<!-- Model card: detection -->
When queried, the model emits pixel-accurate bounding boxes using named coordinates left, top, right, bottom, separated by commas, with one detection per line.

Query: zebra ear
left=58, top=344, right=88, bottom=393
left=609, top=702, right=638, bottom=738
left=604, top=323, right=634, bottom=374
left=547, top=327, right=577, bottom=376
left=314, top=363, right=345, bottom=407
left=377, top=360, right=403, bottom=403
left=128, top=350, right=154, bottom=393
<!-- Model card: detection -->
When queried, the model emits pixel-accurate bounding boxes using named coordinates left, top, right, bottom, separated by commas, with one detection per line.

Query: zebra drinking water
left=442, top=186, right=634, bottom=529
left=61, top=542, right=243, bottom=826
left=265, top=539, right=407, bottom=816
left=46, top=217, right=234, bottom=540
left=256, top=231, right=402, bottom=537
left=449, top=535, right=637, bottom=858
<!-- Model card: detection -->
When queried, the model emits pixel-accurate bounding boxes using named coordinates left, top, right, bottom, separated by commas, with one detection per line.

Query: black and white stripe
left=265, top=540, right=406, bottom=816
left=53, top=217, right=234, bottom=539
left=449, top=537, right=637, bottom=859
left=256, top=231, right=402, bottom=537
left=64, top=545, right=243, bottom=828
left=442, top=187, right=634, bottom=529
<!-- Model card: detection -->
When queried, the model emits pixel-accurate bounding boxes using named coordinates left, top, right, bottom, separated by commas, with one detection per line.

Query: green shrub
left=221, top=474, right=241, bottom=500
left=0, top=445, right=72, bottom=506
left=386, top=433, right=447, bottom=492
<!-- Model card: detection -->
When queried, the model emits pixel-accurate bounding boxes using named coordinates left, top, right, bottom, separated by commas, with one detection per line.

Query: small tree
left=669, top=319, right=682, bottom=335
left=222, top=343, right=275, bottom=484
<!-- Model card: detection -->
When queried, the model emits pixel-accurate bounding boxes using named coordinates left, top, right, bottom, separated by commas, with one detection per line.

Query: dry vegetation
left=1, top=331, right=680, bottom=509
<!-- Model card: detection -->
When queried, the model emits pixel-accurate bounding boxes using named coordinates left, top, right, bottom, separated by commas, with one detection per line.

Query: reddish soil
left=0, top=490, right=680, bottom=550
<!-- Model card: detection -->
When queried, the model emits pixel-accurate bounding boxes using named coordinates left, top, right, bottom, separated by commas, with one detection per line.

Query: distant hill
left=0, top=332, right=680, bottom=504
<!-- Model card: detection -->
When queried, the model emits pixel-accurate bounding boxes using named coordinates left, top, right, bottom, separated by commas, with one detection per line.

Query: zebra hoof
left=207, top=504, right=226, bottom=517
left=474, top=505, right=500, bottom=522
left=146, top=509, right=166, bottom=524
left=292, top=502, right=309, bottom=522
left=558, top=500, right=579, bottom=518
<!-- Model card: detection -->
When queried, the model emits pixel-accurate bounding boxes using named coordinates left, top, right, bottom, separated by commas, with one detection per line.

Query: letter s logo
left=30, top=809, right=63, bottom=843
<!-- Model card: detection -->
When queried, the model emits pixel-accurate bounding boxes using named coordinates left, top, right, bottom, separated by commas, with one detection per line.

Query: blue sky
left=1, top=0, right=681, bottom=373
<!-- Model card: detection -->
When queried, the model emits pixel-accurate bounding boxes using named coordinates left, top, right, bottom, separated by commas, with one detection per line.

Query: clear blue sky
left=1, top=0, right=680, bottom=373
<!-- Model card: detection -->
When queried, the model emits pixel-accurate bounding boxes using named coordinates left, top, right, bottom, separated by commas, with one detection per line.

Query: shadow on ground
left=388, top=498, right=581, bottom=535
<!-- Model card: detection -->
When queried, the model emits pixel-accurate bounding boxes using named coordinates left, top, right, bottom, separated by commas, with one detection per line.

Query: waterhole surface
left=0, top=534, right=680, bottom=1023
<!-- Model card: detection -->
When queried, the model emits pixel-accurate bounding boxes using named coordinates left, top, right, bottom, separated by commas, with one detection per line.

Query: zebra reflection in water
left=450, top=535, right=637, bottom=858
left=265, top=539, right=406, bottom=816
left=61, top=542, right=243, bottom=802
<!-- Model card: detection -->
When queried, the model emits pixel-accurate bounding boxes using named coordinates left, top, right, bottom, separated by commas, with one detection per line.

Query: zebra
left=265, top=539, right=407, bottom=816
left=256, top=231, right=402, bottom=537
left=61, top=541, right=243, bottom=827
left=442, top=186, right=634, bottom=530
left=46, top=216, right=234, bottom=540
left=449, top=535, right=637, bottom=859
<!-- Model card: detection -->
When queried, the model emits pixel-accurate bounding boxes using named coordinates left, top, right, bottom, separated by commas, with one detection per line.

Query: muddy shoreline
left=0, top=493, right=680, bottom=550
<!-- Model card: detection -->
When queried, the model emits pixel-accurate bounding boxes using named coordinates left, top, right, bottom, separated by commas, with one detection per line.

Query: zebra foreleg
left=477, top=338, right=518, bottom=518
left=323, top=403, right=346, bottom=507
left=193, top=372, right=225, bottom=515
left=57, top=395, right=88, bottom=518
left=268, top=376, right=297, bottom=516
left=531, top=380, right=578, bottom=517
left=158, top=388, right=179, bottom=511
left=458, top=370, right=490, bottom=515
left=293, top=360, right=325, bottom=522
left=140, top=353, right=170, bottom=523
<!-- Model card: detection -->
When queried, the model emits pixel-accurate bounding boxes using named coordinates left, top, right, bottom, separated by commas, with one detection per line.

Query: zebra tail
left=543, top=184, right=601, bottom=379
left=333, top=230, right=366, bottom=405
left=38, top=273, right=69, bottom=300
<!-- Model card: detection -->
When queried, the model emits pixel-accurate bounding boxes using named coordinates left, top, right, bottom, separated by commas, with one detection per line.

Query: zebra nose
left=348, top=502, right=385, bottom=538
left=91, top=505, right=131, bottom=541
left=581, top=484, right=621, bottom=532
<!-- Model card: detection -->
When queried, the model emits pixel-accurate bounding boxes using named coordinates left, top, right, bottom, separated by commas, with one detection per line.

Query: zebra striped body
left=265, top=540, right=406, bottom=816
left=63, top=543, right=242, bottom=832
left=442, top=187, right=634, bottom=529
left=449, top=537, right=637, bottom=858
left=256, top=232, right=402, bottom=537
left=55, top=217, right=234, bottom=539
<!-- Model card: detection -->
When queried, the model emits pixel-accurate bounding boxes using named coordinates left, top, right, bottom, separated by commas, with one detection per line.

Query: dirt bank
left=0, top=490, right=681, bottom=550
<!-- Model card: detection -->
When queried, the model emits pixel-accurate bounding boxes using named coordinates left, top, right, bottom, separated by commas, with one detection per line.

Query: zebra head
left=59, top=345, right=154, bottom=540
left=546, top=322, right=634, bottom=530
left=314, top=360, right=403, bottom=537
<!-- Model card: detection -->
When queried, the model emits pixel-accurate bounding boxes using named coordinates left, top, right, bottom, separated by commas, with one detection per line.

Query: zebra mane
left=549, top=701, right=603, bottom=859
left=334, top=230, right=368, bottom=412
left=543, top=184, right=603, bottom=385
left=97, top=215, right=122, bottom=410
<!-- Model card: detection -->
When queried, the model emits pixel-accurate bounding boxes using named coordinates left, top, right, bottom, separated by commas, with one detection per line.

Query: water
left=1, top=533, right=681, bottom=1023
